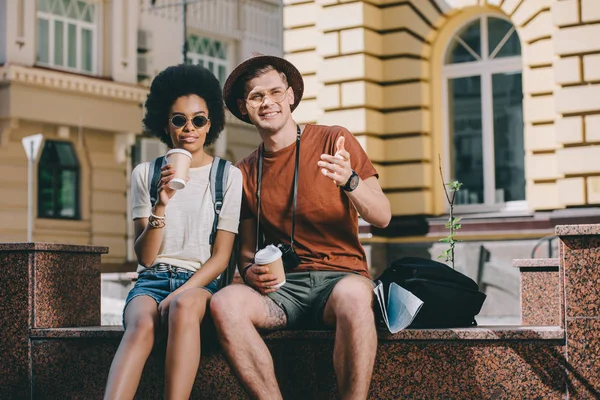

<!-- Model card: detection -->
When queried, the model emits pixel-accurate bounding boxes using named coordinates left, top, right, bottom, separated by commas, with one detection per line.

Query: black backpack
left=377, top=257, right=486, bottom=328
left=148, top=155, right=238, bottom=289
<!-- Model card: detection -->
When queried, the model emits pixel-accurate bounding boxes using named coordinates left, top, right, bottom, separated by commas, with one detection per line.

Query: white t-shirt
left=131, top=160, right=242, bottom=273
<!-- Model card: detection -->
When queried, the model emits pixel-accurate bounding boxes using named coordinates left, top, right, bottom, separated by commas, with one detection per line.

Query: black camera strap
left=256, top=125, right=301, bottom=252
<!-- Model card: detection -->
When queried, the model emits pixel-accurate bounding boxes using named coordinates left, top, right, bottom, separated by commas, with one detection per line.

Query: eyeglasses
left=170, top=115, right=210, bottom=129
left=245, top=87, right=289, bottom=108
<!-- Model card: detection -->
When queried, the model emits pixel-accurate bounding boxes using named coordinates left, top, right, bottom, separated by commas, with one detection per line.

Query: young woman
left=104, top=64, right=242, bottom=399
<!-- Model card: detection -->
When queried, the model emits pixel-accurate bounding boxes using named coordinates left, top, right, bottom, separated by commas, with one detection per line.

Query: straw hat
left=223, top=53, right=304, bottom=124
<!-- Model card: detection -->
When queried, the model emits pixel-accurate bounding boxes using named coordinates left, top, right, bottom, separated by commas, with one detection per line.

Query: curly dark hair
left=142, top=64, right=225, bottom=148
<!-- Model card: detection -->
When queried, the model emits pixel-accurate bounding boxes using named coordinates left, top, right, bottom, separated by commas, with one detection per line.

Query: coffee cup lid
left=166, top=148, right=192, bottom=159
left=254, top=244, right=282, bottom=265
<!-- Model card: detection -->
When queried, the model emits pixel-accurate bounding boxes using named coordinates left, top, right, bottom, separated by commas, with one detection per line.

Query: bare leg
left=163, top=288, right=212, bottom=399
left=210, top=285, right=287, bottom=400
left=322, top=276, right=377, bottom=400
left=104, top=296, right=159, bottom=400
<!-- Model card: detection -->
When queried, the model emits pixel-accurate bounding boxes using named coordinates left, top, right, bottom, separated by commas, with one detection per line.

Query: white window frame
left=442, top=14, right=526, bottom=214
left=36, top=0, right=99, bottom=75
left=186, top=34, right=232, bottom=85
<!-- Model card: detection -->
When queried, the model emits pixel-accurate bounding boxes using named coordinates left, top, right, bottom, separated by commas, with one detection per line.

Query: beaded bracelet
left=150, top=211, right=166, bottom=219
left=148, top=213, right=166, bottom=228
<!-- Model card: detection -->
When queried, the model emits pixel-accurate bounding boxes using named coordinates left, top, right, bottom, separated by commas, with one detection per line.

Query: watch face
left=349, top=173, right=360, bottom=190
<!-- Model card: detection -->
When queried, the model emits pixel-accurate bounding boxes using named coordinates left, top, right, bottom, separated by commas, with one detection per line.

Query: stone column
left=0, top=243, right=107, bottom=399
left=557, top=225, right=600, bottom=397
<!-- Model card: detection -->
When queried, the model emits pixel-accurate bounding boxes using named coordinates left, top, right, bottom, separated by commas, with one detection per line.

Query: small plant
left=438, top=155, right=462, bottom=269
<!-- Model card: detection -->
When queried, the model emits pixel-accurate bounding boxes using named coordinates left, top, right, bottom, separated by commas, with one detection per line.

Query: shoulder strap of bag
left=209, top=156, right=231, bottom=245
left=148, top=156, right=166, bottom=207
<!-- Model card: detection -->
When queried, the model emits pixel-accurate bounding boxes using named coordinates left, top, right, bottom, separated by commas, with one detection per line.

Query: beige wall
left=0, top=63, right=146, bottom=265
left=552, top=0, right=600, bottom=206
left=284, top=0, right=598, bottom=216
left=0, top=120, right=129, bottom=264
left=0, top=0, right=37, bottom=66
left=0, top=0, right=280, bottom=269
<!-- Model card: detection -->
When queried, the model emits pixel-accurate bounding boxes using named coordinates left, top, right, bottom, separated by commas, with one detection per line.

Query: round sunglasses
left=170, top=115, right=210, bottom=129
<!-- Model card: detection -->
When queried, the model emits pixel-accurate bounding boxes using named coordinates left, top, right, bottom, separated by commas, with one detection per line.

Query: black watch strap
left=342, top=170, right=359, bottom=192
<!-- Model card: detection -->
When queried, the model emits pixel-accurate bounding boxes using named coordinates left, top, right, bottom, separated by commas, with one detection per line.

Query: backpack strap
left=209, top=156, right=231, bottom=245
left=148, top=156, right=166, bottom=207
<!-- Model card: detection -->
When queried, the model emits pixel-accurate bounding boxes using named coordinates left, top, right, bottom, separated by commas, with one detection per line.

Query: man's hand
left=244, top=264, right=281, bottom=294
left=318, top=136, right=352, bottom=187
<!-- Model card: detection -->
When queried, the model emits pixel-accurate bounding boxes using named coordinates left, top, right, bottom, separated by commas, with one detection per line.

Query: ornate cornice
left=0, top=64, right=148, bottom=103
left=0, top=65, right=259, bottom=129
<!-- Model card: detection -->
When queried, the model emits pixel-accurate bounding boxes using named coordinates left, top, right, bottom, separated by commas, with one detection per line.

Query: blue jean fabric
left=122, top=267, right=219, bottom=326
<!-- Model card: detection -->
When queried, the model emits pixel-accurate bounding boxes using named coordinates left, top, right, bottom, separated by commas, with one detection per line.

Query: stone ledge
left=556, top=224, right=600, bottom=236
left=0, top=242, right=108, bottom=254
left=30, top=325, right=566, bottom=342
left=513, top=258, right=560, bottom=269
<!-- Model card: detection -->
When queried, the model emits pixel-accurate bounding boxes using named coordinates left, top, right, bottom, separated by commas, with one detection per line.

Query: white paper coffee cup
left=166, top=148, right=192, bottom=190
left=254, top=245, right=286, bottom=288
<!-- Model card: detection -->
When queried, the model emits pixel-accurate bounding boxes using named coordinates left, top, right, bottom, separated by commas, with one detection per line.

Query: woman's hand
left=158, top=291, right=177, bottom=325
left=156, top=163, right=188, bottom=208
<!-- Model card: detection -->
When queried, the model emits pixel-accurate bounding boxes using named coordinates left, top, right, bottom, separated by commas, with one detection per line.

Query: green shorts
left=267, top=271, right=372, bottom=329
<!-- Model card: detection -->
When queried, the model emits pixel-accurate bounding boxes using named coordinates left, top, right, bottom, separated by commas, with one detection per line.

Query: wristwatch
left=342, top=170, right=360, bottom=192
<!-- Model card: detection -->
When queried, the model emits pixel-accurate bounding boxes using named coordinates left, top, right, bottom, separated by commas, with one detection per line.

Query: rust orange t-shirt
left=237, top=124, right=379, bottom=278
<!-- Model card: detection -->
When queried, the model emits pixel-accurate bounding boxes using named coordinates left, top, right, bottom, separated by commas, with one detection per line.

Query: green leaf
left=439, top=237, right=450, bottom=243
left=448, top=181, right=463, bottom=191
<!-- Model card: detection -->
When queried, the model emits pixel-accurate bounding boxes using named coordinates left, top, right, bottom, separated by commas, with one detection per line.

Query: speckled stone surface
left=12, top=236, right=600, bottom=398
left=33, top=250, right=102, bottom=328
left=556, top=224, right=600, bottom=236
left=558, top=227, right=600, bottom=397
left=565, top=318, right=600, bottom=398
left=369, top=342, right=567, bottom=399
left=513, top=258, right=559, bottom=268
left=30, top=338, right=248, bottom=400
left=560, top=236, right=600, bottom=318
left=30, top=325, right=566, bottom=341
left=28, top=328, right=569, bottom=400
left=0, top=242, right=108, bottom=253
left=265, top=326, right=566, bottom=341
left=521, top=269, right=561, bottom=326
left=25, top=325, right=569, bottom=399
left=0, top=243, right=107, bottom=399
left=0, top=251, right=32, bottom=399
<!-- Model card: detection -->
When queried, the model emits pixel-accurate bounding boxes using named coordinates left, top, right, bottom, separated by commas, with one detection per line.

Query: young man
left=210, top=54, right=391, bottom=400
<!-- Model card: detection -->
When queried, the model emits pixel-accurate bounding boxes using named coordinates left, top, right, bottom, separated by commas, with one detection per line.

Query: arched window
left=443, top=15, right=524, bottom=210
left=38, top=141, right=80, bottom=219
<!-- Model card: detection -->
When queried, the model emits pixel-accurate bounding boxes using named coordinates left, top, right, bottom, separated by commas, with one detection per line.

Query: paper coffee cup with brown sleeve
left=165, top=148, right=192, bottom=190
left=254, top=245, right=286, bottom=288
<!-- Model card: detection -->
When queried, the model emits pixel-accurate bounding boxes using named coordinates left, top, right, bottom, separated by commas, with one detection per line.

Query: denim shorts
left=123, top=266, right=219, bottom=326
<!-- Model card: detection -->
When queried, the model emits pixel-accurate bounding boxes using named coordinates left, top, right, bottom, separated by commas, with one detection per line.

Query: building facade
left=0, top=0, right=282, bottom=270
left=283, top=0, right=600, bottom=321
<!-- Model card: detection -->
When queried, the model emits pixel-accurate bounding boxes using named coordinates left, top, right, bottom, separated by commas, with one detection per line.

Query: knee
left=210, top=286, right=247, bottom=326
left=169, top=294, right=206, bottom=323
left=124, top=314, right=156, bottom=343
left=330, top=278, right=374, bottom=322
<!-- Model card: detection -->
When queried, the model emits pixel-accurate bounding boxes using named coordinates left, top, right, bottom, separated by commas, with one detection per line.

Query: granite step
left=27, top=325, right=566, bottom=399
